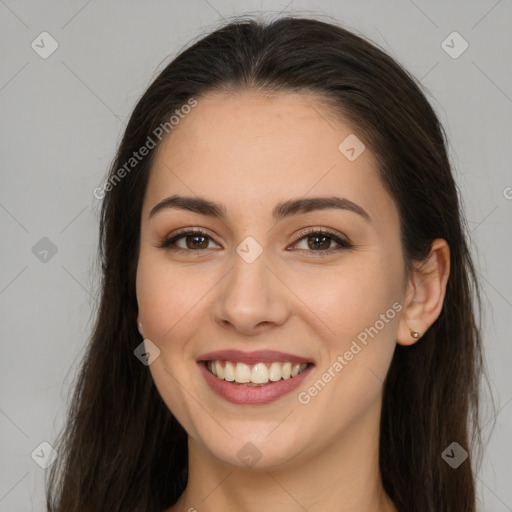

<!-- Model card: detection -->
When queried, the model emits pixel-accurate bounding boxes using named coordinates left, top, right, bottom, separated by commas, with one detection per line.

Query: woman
left=46, top=14, right=489, bottom=512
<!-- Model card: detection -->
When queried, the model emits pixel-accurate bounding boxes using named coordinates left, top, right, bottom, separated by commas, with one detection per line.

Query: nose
left=211, top=250, right=290, bottom=336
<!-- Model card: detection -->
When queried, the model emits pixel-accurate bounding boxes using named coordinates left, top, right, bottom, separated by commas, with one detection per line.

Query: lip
left=197, top=349, right=313, bottom=366
left=198, top=360, right=314, bottom=405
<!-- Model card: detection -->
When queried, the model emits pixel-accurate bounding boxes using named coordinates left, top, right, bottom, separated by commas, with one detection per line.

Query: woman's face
left=136, top=90, right=407, bottom=469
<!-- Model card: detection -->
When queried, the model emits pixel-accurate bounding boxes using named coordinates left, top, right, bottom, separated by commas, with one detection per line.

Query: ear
left=137, top=313, right=144, bottom=337
left=397, top=238, right=450, bottom=346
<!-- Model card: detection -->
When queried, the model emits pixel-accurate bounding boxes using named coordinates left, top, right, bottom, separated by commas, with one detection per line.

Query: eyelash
left=155, top=227, right=354, bottom=256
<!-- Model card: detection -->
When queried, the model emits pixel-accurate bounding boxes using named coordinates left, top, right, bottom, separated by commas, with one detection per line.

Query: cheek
left=292, top=255, right=402, bottom=345
left=135, top=255, right=215, bottom=346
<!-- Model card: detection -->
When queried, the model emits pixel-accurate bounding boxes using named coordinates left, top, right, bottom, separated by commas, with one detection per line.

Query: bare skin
left=135, top=90, right=450, bottom=512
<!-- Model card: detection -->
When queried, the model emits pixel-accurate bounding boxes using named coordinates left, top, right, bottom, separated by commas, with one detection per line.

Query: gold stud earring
left=410, top=329, right=420, bottom=339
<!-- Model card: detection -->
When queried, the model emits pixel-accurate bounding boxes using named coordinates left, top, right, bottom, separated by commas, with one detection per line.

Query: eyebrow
left=149, top=195, right=371, bottom=223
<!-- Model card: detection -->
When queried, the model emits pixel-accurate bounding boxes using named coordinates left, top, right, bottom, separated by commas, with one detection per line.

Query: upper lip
left=197, top=349, right=314, bottom=365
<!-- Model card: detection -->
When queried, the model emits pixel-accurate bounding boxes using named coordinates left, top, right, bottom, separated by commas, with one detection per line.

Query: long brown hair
left=46, top=14, right=493, bottom=512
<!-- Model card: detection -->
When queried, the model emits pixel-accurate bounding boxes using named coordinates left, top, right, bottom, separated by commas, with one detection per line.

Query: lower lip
left=198, top=362, right=314, bottom=405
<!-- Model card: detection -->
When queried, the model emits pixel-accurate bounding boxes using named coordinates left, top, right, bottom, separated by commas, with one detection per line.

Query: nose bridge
left=227, top=243, right=271, bottom=310
left=212, top=239, right=289, bottom=332
left=231, top=252, right=267, bottom=299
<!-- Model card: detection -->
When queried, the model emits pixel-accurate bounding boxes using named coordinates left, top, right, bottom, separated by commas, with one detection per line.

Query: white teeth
left=206, top=360, right=309, bottom=384
left=234, top=362, right=251, bottom=383
left=224, top=361, right=236, bottom=381
left=281, top=362, right=292, bottom=380
left=291, top=363, right=301, bottom=377
left=215, top=361, right=224, bottom=379
left=251, top=363, right=269, bottom=384
left=268, top=362, right=282, bottom=381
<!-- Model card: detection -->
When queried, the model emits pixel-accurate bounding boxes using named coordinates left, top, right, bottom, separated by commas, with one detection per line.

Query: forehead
left=143, top=91, right=397, bottom=226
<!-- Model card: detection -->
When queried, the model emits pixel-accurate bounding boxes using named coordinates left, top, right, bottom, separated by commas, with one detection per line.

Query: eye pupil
left=187, top=235, right=208, bottom=249
left=160, top=229, right=348, bottom=254
left=308, top=235, right=330, bottom=250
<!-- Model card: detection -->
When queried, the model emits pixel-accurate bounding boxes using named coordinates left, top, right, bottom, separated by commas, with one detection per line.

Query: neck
left=169, top=399, right=397, bottom=512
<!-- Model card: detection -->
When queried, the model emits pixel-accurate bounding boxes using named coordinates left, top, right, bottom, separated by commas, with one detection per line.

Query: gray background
left=0, top=1, right=511, bottom=510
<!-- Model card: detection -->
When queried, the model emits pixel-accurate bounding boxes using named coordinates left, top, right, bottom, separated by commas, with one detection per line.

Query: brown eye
left=156, top=228, right=352, bottom=255
left=306, top=234, right=332, bottom=251
left=156, top=229, right=221, bottom=252
left=182, top=234, right=209, bottom=249
left=292, top=229, right=353, bottom=253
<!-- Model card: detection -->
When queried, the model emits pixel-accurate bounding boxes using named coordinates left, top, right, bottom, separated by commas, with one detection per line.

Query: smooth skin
left=135, top=90, right=450, bottom=512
